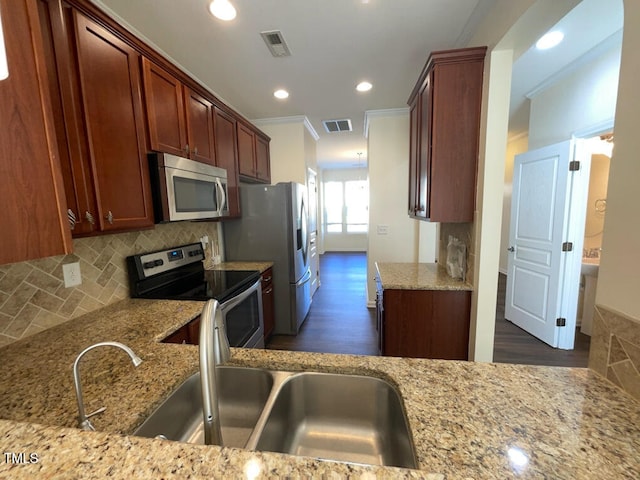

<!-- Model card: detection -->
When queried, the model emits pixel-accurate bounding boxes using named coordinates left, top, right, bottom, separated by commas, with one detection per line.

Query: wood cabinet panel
left=184, top=87, right=215, bottom=165
left=255, top=134, right=270, bottom=182
left=408, top=47, right=486, bottom=223
left=73, top=11, right=153, bottom=231
left=142, top=57, right=187, bottom=157
left=380, top=288, right=471, bottom=360
left=0, top=0, right=72, bottom=265
left=38, top=0, right=97, bottom=236
left=213, top=107, right=240, bottom=217
left=237, top=122, right=256, bottom=178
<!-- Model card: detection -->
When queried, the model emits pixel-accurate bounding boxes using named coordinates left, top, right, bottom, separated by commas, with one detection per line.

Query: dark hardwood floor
left=267, top=252, right=378, bottom=355
left=493, top=273, right=590, bottom=367
left=267, top=253, right=591, bottom=367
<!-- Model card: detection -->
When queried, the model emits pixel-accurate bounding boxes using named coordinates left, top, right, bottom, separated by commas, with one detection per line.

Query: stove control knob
left=154, top=259, right=164, bottom=267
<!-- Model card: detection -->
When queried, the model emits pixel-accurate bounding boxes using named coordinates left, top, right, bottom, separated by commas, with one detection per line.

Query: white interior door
left=505, top=139, right=590, bottom=349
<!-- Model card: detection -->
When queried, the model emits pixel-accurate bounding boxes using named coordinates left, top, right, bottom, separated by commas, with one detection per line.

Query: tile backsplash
left=0, top=222, right=220, bottom=347
left=588, top=304, right=640, bottom=401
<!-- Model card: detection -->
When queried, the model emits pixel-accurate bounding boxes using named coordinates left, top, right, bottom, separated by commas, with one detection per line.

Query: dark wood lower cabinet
left=377, top=288, right=471, bottom=360
left=162, top=315, right=200, bottom=345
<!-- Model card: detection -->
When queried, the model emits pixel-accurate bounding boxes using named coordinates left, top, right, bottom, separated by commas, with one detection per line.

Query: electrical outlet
left=62, top=262, right=82, bottom=288
left=200, top=235, right=209, bottom=246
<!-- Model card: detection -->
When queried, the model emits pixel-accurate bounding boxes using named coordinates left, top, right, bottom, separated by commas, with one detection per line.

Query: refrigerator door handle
left=296, top=268, right=312, bottom=287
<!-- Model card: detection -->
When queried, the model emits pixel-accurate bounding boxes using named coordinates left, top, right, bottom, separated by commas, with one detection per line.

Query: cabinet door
left=184, top=87, right=215, bottom=165
left=430, top=60, right=484, bottom=222
left=38, top=0, right=98, bottom=236
left=383, top=289, right=470, bottom=360
left=142, top=57, right=188, bottom=157
left=255, top=134, right=271, bottom=183
left=237, top=122, right=256, bottom=178
left=416, top=73, right=432, bottom=219
left=187, top=315, right=201, bottom=345
left=73, top=11, right=153, bottom=231
left=213, top=107, right=240, bottom=216
left=0, top=0, right=72, bottom=265
left=408, top=95, right=419, bottom=217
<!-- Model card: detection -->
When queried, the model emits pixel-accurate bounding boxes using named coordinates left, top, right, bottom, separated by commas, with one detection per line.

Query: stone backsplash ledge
left=0, top=222, right=220, bottom=347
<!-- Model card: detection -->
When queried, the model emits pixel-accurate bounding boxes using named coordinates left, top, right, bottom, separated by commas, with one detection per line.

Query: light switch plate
left=62, top=262, right=82, bottom=288
left=377, top=225, right=389, bottom=235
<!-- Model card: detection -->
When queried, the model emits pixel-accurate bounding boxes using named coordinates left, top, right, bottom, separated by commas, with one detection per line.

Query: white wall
left=252, top=117, right=319, bottom=186
left=466, top=0, right=580, bottom=361
left=528, top=41, right=622, bottom=150
left=321, top=168, right=368, bottom=252
left=365, top=110, right=421, bottom=305
left=596, top=0, right=640, bottom=320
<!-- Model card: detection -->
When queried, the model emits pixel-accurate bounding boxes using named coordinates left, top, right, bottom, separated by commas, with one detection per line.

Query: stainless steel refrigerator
left=223, top=182, right=311, bottom=335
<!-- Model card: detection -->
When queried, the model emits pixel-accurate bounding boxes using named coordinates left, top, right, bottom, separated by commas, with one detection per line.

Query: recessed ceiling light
left=208, top=0, right=236, bottom=21
left=535, top=30, right=564, bottom=50
left=356, top=81, right=373, bottom=92
left=274, top=89, right=289, bottom=99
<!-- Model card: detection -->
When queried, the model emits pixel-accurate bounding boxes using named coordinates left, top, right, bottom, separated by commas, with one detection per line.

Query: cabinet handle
left=184, top=144, right=190, bottom=155
left=68, top=209, right=77, bottom=230
left=417, top=205, right=425, bottom=212
left=105, top=211, right=114, bottom=224
left=193, top=146, right=198, bottom=156
left=264, top=287, right=273, bottom=294
left=263, top=276, right=272, bottom=282
left=85, top=211, right=95, bottom=225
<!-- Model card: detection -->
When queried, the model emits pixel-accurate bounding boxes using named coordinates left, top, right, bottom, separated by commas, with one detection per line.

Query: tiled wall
left=438, top=223, right=474, bottom=284
left=589, top=304, right=640, bottom=401
left=0, top=222, right=220, bottom=347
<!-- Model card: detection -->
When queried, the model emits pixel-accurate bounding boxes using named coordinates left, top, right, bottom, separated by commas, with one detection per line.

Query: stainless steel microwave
left=149, top=152, right=229, bottom=222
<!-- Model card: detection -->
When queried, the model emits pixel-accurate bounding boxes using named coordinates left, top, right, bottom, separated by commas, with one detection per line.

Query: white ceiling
left=509, top=0, right=623, bottom=139
left=94, top=0, right=491, bottom=168
left=93, top=0, right=623, bottom=169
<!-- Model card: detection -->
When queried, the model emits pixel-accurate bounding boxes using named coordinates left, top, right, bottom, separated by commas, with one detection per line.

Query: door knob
left=507, top=246, right=515, bottom=252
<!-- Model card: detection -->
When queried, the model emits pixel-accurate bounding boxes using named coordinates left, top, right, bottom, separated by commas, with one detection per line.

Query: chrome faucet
left=199, top=299, right=230, bottom=445
left=72, top=341, right=143, bottom=431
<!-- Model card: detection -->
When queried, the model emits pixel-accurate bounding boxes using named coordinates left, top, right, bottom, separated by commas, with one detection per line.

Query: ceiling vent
left=322, top=119, right=353, bottom=133
left=260, top=30, right=292, bottom=57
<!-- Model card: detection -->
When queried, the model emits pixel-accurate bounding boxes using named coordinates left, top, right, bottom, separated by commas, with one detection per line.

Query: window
left=324, top=180, right=368, bottom=233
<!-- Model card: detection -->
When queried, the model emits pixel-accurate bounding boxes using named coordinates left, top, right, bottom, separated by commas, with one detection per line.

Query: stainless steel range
left=127, top=243, right=264, bottom=348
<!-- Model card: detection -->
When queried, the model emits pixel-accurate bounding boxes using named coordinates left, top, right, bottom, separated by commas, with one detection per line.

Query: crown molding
left=363, top=108, right=410, bottom=138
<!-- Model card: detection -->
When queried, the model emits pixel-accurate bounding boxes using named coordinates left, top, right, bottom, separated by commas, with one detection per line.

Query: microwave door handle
left=216, top=178, right=227, bottom=215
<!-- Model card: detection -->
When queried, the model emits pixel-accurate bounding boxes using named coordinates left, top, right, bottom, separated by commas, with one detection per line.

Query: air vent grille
left=260, top=30, right=291, bottom=57
left=323, top=119, right=353, bottom=133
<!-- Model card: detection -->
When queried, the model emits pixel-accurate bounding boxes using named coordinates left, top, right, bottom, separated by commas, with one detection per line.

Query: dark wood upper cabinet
left=72, top=11, right=153, bottom=232
left=142, top=59, right=216, bottom=166
left=237, top=121, right=256, bottom=178
left=184, top=87, right=215, bottom=165
left=408, top=47, right=486, bottom=223
left=237, top=121, right=271, bottom=184
left=255, top=134, right=271, bottom=183
left=0, top=0, right=72, bottom=265
left=213, top=107, right=240, bottom=217
left=141, top=57, right=187, bottom=157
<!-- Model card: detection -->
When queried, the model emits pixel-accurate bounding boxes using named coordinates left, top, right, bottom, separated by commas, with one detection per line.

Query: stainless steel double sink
left=134, top=366, right=417, bottom=468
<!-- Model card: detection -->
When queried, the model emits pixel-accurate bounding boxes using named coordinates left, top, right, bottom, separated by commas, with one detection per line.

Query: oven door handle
left=220, top=278, right=261, bottom=312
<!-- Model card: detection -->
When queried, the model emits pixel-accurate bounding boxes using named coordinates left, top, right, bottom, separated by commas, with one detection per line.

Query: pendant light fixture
left=209, top=0, right=236, bottom=21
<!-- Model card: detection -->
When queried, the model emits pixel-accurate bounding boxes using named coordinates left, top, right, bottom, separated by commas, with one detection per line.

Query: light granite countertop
left=1, top=299, right=639, bottom=478
left=376, top=262, right=473, bottom=291
left=209, top=261, right=273, bottom=273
